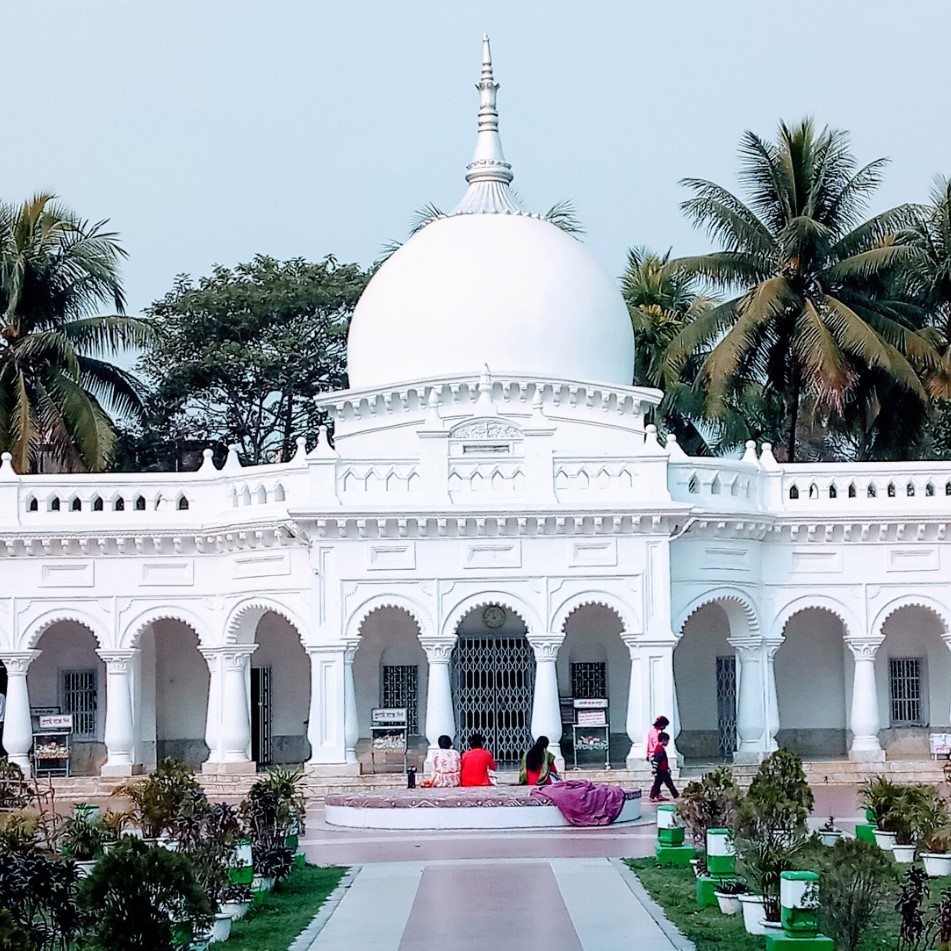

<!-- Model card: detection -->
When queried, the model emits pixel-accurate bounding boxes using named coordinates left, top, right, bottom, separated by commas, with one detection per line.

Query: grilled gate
left=451, top=635, right=535, bottom=766
left=251, top=666, right=273, bottom=766
left=63, top=670, right=97, bottom=737
left=715, top=656, right=737, bottom=759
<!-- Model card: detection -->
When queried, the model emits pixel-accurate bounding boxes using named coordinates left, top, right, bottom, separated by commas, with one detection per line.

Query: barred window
left=889, top=658, right=923, bottom=726
left=62, top=670, right=98, bottom=737
left=381, top=665, right=418, bottom=735
left=571, top=662, right=607, bottom=700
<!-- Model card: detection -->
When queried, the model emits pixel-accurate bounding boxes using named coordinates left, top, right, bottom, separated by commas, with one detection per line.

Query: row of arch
left=788, top=479, right=951, bottom=501
left=26, top=494, right=190, bottom=513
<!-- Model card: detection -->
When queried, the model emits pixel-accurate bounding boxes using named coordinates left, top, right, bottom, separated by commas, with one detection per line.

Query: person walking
left=648, top=732, right=679, bottom=803
left=646, top=715, right=669, bottom=761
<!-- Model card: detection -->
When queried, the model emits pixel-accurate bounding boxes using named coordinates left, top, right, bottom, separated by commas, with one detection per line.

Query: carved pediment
left=450, top=418, right=522, bottom=441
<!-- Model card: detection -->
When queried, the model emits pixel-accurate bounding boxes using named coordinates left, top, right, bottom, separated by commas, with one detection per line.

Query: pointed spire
left=452, top=35, right=520, bottom=215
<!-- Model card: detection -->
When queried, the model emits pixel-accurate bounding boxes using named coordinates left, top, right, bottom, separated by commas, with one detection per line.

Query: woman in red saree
left=518, top=736, right=560, bottom=786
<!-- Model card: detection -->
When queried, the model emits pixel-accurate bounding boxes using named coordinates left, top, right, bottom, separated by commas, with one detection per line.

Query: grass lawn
left=226, top=864, right=347, bottom=951
left=626, top=856, right=951, bottom=951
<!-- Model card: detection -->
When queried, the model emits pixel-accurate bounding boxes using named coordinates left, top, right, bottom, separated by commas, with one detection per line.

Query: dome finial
left=452, top=35, right=520, bottom=215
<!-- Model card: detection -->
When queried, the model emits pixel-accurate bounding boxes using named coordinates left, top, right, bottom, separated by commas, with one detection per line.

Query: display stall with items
left=370, top=707, right=408, bottom=773
left=571, top=698, right=610, bottom=769
left=32, top=713, right=73, bottom=777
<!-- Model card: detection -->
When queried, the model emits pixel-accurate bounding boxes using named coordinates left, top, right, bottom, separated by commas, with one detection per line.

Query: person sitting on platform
left=648, top=732, right=679, bottom=803
left=459, top=733, right=497, bottom=786
left=430, top=734, right=461, bottom=788
left=518, top=735, right=561, bottom=786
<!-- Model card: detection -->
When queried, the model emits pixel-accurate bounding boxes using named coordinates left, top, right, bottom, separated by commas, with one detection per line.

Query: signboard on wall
left=371, top=708, right=407, bottom=726
left=573, top=698, right=608, bottom=710
left=38, top=714, right=73, bottom=731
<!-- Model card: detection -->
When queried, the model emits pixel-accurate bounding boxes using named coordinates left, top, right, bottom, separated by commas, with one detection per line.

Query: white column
left=304, top=644, right=360, bottom=775
left=638, top=639, right=679, bottom=764
left=765, top=640, right=781, bottom=752
left=0, top=652, right=39, bottom=775
left=847, top=637, right=885, bottom=762
left=343, top=643, right=359, bottom=766
left=421, top=640, right=455, bottom=771
left=731, top=639, right=767, bottom=763
left=623, top=635, right=646, bottom=768
left=200, top=646, right=257, bottom=774
left=97, top=649, right=140, bottom=777
left=529, top=636, right=564, bottom=770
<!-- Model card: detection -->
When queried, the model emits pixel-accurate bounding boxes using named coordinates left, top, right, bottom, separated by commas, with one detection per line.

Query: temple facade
left=1, top=39, right=949, bottom=780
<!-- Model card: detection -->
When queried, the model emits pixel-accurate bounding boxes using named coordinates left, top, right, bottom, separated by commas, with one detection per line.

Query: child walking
left=648, top=731, right=679, bottom=803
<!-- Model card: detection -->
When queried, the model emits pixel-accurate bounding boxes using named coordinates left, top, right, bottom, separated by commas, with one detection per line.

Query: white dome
left=347, top=213, right=635, bottom=389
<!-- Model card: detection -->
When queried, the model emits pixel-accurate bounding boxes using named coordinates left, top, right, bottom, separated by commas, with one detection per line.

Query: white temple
left=2, top=37, right=950, bottom=782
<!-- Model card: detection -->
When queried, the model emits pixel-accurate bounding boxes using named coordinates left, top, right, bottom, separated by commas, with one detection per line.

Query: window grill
left=381, top=665, right=419, bottom=735
left=63, top=670, right=97, bottom=737
left=889, top=657, right=923, bottom=726
left=571, top=662, right=607, bottom=700
left=716, top=656, right=737, bottom=758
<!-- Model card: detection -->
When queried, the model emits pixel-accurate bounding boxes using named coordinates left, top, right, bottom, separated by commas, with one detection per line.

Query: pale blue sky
left=4, top=1, right=950, bottom=316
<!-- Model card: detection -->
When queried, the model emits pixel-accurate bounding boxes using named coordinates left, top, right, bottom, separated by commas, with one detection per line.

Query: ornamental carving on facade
left=450, top=419, right=522, bottom=441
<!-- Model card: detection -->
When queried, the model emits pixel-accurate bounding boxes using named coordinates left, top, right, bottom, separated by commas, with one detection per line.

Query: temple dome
left=345, top=36, right=634, bottom=391
left=346, top=213, right=634, bottom=389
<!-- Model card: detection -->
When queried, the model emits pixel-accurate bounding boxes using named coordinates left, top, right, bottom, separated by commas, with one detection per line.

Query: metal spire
left=452, top=34, right=521, bottom=215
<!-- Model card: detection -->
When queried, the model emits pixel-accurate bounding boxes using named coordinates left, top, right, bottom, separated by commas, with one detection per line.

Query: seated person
left=518, top=735, right=560, bottom=786
left=430, top=734, right=461, bottom=788
left=459, top=733, right=497, bottom=787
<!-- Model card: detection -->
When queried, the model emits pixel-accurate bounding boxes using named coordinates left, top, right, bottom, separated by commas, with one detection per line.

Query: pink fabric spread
left=530, top=780, right=626, bottom=826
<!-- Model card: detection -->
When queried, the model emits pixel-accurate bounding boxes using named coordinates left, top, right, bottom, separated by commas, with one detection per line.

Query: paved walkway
left=304, top=858, right=690, bottom=950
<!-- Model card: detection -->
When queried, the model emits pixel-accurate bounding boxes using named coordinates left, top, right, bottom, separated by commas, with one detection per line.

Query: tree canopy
left=133, top=255, right=366, bottom=468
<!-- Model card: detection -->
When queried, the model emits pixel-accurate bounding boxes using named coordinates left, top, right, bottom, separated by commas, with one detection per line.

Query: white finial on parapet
left=292, top=436, right=307, bottom=463
left=309, top=425, right=338, bottom=460
left=665, top=433, right=687, bottom=460
left=452, top=35, right=520, bottom=215
left=199, top=448, right=216, bottom=472
left=643, top=424, right=661, bottom=451
left=223, top=444, right=242, bottom=472
left=742, top=440, right=759, bottom=465
left=759, top=442, right=779, bottom=469
left=0, top=452, right=15, bottom=478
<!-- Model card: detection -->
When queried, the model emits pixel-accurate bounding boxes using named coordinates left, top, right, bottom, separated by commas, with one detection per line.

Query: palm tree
left=0, top=194, right=154, bottom=472
left=667, top=119, right=932, bottom=461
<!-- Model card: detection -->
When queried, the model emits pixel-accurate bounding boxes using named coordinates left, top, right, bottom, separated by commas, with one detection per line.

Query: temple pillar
left=201, top=645, right=257, bottom=774
left=97, top=649, right=142, bottom=776
left=0, top=652, right=39, bottom=775
left=731, top=638, right=767, bottom=763
left=529, top=636, right=564, bottom=770
left=305, top=642, right=361, bottom=776
left=420, top=639, right=455, bottom=771
left=847, top=637, right=885, bottom=762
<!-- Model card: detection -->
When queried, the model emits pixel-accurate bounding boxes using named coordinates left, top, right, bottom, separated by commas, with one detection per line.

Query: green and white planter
left=706, top=828, right=736, bottom=877
left=229, top=839, right=253, bottom=886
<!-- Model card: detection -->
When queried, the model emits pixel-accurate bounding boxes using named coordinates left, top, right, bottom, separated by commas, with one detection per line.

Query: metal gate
left=251, top=666, right=273, bottom=766
left=451, top=635, right=535, bottom=766
left=715, top=656, right=737, bottom=759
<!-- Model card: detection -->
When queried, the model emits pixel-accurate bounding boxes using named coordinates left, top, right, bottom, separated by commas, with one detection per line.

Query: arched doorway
left=675, top=603, right=735, bottom=761
left=352, top=606, right=427, bottom=767
left=139, top=620, right=208, bottom=768
left=879, top=605, right=951, bottom=756
left=451, top=604, right=533, bottom=765
left=250, top=613, right=309, bottom=766
left=775, top=608, right=848, bottom=757
left=558, top=603, right=627, bottom=766
left=28, top=622, right=104, bottom=775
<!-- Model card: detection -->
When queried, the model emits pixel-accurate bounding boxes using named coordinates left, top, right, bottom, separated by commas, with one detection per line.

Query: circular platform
left=324, top=786, right=642, bottom=829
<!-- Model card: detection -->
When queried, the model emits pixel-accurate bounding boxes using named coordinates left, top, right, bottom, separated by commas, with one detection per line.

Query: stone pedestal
left=655, top=843, right=695, bottom=866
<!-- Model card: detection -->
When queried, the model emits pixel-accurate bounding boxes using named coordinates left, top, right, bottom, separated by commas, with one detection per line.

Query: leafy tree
left=0, top=194, right=152, bottom=472
left=667, top=119, right=932, bottom=461
left=137, top=255, right=366, bottom=467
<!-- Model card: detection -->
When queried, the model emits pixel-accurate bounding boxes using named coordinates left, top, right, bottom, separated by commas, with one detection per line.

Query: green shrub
left=676, top=765, right=741, bottom=848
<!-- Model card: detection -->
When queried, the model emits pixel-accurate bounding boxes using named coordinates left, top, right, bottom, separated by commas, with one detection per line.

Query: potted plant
left=859, top=775, right=902, bottom=851
left=220, top=882, right=253, bottom=921
left=251, top=842, right=293, bottom=891
left=887, top=785, right=940, bottom=864
left=818, top=817, right=842, bottom=847
left=919, top=828, right=951, bottom=878
left=258, top=767, right=306, bottom=847
left=116, top=758, right=206, bottom=842
left=59, top=812, right=106, bottom=877
left=98, top=810, right=130, bottom=852
left=713, top=879, right=748, bottom=915
left=733, top=750, right=814, bottom=929
left=676, top=766, right=741, bottom=850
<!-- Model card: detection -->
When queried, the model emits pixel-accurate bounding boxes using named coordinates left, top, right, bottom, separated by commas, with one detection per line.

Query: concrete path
left=304, top=857, right=692, bottom=950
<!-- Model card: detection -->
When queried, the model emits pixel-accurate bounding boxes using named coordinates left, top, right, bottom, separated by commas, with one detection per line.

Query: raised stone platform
left=324, top=786, right=643, bottom=830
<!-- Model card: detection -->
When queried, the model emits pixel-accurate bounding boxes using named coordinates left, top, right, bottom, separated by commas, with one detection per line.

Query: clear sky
left=4, top=1, right=950, bottom=317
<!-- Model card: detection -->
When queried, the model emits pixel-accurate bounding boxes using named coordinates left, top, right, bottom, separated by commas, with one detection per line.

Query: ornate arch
left=21, top=607, right=108, bottom=650
left=769, top=594, right=860, bottom=642
left=223, top=598, right=310, bottom=646
left=674, top=588, right=760, bottom=638
left=552, top=592, right=632, bottom=635
left=120, top=606, right=207, bottom=650
left=440, top=591, right=544, bottom=641
left=872, top=595, right=951, bottom=639
left=345, top=595, right=433, bottom=643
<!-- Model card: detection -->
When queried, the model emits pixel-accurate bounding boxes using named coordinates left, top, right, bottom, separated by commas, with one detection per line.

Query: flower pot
left=689, top=859, right=701, bottom=877
left=75, top=859, right=97, bottom=878
left=714, top=892, right=742, bottom=915
left=738, top=894, right=766, bottom=935
left=893, top=844, right=916, bottom=863
left=921, top=852, right=951, bottom=877
left=819, top=830, right=842, bottom=847
left=234, top=840, right=252, bottom=868
left=873, top=830, right=897, bottom=850
left=220, top=900, right=250, bottom=921
left=252, top=874, right=274, bottom=892
left=207, top=912, right=232, bottom=943
left=761, top=919, right=784, bottom=934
